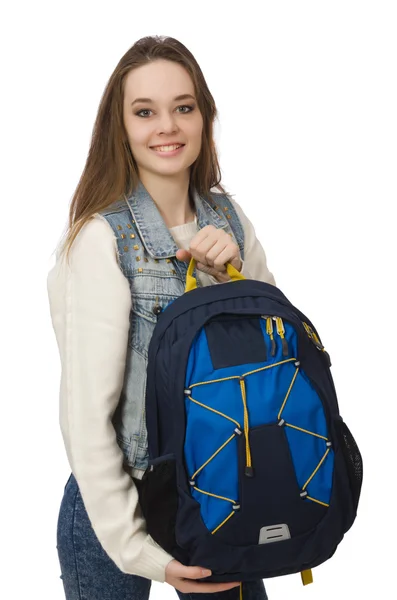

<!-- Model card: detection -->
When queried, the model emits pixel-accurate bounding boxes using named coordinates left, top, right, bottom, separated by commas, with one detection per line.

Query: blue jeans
left=57, top=473, right=268, bottom=600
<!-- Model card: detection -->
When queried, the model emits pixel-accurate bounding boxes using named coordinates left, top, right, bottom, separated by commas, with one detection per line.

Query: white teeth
left=152, top=144, right=183, bottom=152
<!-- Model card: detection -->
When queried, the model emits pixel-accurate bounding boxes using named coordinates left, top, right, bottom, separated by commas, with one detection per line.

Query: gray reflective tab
left=259, top=524, right=291, bottom=544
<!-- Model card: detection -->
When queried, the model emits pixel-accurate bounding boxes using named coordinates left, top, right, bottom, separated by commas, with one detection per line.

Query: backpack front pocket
left=184, top=355, right=335, bottom=546
left=230, top=422, right=329, bottom=546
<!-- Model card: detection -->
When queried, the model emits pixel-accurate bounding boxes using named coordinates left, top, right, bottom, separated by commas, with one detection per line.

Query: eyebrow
left=131, top=94, right=196, bottom=107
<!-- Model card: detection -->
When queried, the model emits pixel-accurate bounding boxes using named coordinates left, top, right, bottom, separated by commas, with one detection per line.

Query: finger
left=187, top=228, right=212, bottom=257
left=180, top=581, right=241, bottom=593
left=174, top=565, right=212, bottom=580
left=213, top=245, right=240, bottom=270
left=196, top=263, right=231, bottom=282
left=189, top=225, right=216, bottom=249
left=194, top=232, right=230, bottom=268
left=205, top=240, right=230, bottom=270
left=191, top=235, right=219, bottom=266
left=196, top=262, right=220, bottom=275
left=189, top=226, right=219, bottom=262
left=175, top=249, right=191, bottom=262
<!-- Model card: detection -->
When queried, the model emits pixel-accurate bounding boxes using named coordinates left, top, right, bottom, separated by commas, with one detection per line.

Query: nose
left=157, top=112, right=179, bottom=135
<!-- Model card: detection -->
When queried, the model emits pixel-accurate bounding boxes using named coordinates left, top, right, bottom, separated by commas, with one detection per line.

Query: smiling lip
left=150, top=144, right=186, bottom=157
left=150, top=143, right=185, bottom=148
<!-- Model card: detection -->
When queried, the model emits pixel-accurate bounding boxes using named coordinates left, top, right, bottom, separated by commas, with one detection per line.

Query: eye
left=135, top=109, right=152, bottom=118
left=135, top=105, right=195, bottom=118
left=176, top=104, right=195, bottom=113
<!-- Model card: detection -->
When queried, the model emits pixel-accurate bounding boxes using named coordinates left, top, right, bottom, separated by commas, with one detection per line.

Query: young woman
left=47, top=35, right=275, bottom=600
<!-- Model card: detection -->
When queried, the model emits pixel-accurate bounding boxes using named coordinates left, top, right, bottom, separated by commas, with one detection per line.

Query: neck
left=138, top=170, right=196, bottom=228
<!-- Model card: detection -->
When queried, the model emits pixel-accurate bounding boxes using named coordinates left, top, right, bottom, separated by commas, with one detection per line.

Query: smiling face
left=123, top=59, right=204, bottom=180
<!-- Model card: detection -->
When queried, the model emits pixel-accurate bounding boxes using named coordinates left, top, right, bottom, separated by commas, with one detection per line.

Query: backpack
left=137, top=259, right=363, bottom=591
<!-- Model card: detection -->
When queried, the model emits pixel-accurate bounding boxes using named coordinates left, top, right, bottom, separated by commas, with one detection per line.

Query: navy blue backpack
left=138, top=259, right=363, bottom=591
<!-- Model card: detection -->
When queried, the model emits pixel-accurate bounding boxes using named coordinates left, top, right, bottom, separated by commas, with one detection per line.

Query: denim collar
left=125, top=180, right=227, bottom=259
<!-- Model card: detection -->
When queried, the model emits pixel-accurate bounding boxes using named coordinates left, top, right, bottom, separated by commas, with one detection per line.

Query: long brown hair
left=58, top=35, right=227, bottom=262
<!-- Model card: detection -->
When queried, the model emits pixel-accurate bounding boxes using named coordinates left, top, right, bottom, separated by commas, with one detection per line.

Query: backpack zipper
left=262, top=316, right=289, bottom=357
left=239, top=376, right=253, bottom=477
left=265, top=317, right=276, bottom=356
left=274, top=316, right=289, bottom=357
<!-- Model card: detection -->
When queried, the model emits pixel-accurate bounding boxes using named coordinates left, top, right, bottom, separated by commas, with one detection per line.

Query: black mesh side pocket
left=135, top=456, right=179, bottom=555
left=335, top=418, right=363, bottom=513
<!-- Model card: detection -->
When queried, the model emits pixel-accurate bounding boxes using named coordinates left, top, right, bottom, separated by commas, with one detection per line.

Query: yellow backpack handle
left=184, top=257, right=245, bottom=293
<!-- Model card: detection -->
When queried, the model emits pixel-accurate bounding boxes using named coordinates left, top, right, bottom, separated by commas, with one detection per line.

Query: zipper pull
left=239, top=377, right=254, bottom=477
left=304, top=322, right=322, bottom=349
left=311, top=328, right=323, bottom=349
left=275, top=317, right=289, bottom=356
left=311, top=327, right=332, bottom=367
left=302, top=321, right=332, bottom=367
left=265, top=317, right=276, bottom=356
left=302, top=321, right=312, bottom=338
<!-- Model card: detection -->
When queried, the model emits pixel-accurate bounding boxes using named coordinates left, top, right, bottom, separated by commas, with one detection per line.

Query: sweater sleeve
left=231, top=197, right=276, bottom=286
left=46, top=215, right=174, bottom=582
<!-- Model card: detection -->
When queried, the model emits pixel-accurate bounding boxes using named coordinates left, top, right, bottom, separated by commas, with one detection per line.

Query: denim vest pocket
left=128, top=271, right=184, bottom=357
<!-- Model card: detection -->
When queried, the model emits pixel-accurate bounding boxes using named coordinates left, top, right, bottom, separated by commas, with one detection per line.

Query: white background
left=1, top=1, right=396, bottom=598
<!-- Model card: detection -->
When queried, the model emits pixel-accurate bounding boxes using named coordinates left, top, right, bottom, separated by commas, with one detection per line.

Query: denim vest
left=99, top=180, right=245, bottom=474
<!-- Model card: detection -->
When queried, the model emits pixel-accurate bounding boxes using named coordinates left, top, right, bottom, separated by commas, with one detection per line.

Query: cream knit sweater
left=47, top=196, right=276, bottom=583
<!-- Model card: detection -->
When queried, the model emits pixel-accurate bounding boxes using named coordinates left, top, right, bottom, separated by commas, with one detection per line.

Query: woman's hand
left=165, top=559, right=240, bottom=593
left=176, top=225, right=242, bottom=283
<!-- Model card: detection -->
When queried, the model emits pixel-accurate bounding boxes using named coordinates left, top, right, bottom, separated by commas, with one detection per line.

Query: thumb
left=166, top=559, right=211, bottom=580
left=175, top=249, right=192, bottom=262
left=176, top=564, right=212, bottom=580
